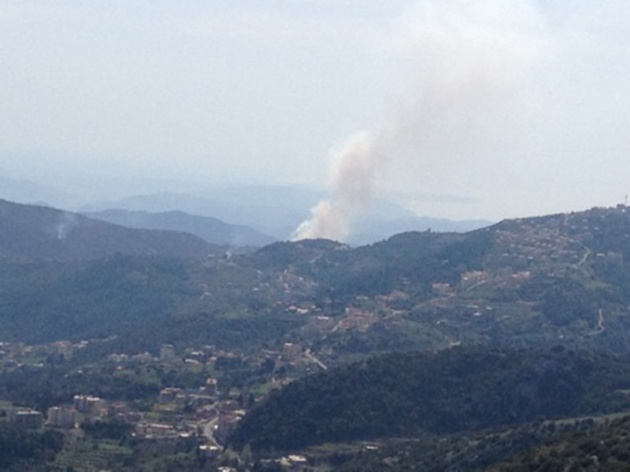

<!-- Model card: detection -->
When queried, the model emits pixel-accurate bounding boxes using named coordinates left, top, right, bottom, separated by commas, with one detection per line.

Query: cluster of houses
left=9, top=394, right=104, bottom=430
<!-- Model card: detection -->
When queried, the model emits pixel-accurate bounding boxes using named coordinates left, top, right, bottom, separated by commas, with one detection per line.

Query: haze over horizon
left=2, top=1, right=630, bottom=224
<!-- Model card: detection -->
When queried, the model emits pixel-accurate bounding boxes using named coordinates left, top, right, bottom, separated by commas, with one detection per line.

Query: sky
left=1, top=0, right=630, bottom=222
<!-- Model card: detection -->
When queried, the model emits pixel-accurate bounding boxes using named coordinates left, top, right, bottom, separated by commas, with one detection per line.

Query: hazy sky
left=1, top=1, right=630, bottom=220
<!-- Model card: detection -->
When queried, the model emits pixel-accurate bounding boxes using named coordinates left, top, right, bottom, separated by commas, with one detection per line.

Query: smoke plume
left=293, top=0, right=551, bottom=241
left=293, top=131, right=381, bottom=241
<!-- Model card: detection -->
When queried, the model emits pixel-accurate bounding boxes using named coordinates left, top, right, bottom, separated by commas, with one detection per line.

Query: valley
left=3, top=200, right=630, bottom=470
left=3, top=1, right=628, bottom=469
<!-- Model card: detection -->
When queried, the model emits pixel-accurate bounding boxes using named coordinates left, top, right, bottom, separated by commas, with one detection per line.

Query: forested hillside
left=0, top=199, right=213, bottom=261
left=229, top=347, right=630, bottom=451
left=4, top=203, right=630, bottom=353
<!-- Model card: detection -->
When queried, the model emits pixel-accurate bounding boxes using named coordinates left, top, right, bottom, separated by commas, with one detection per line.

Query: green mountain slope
left=0, top=255, right=195, bottom=343
left=4, top=204, right=630, bottom=354
left=229, top=347, right=630, bottom=452
left=487, top=415, right=630, bottom=471
left=242, top=207, right=630, bottom=356
left=0, top=199, right=213, bottom=261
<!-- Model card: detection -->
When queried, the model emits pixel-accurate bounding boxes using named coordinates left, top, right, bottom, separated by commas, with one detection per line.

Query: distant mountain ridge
left=80, top=191, right=311, bottom=241
left=84, top=209, right=275, bottom=247
left=83, top=190, right=492, bottom=243
left=348, top=214, right=492, bottom=245
left=0, top=173, right=490, bottom=243
left=0, top=175, right=73, bottom=208
left=0, top=199, right=213, bottom=261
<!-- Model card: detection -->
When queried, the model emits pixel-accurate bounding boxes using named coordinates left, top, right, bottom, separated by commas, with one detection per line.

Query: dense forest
left=0, top=424, right=63, bottom=471
left=229, top=347, right=630, bottom=452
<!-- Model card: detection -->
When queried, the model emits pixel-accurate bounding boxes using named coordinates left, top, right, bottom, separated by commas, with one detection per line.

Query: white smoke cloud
left=293, top=130, right=381, bottom=241
left=293, top=0, right=553, bottom=241
left=53, top=211, right=79, bottom=241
